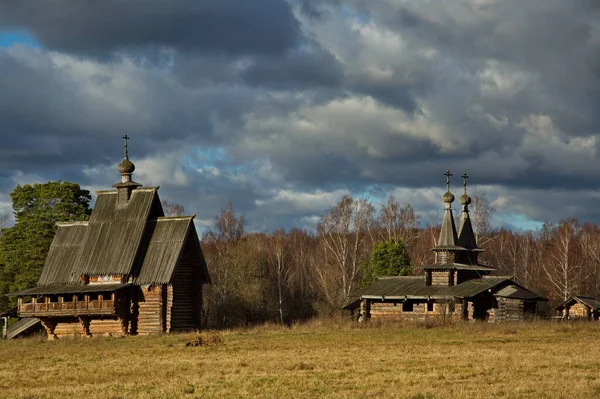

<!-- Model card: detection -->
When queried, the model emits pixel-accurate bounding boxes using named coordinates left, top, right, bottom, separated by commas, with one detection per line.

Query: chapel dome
left=118, top=157, right=135, bottom=174
left=460, top=193, right=471, bottom=205
left=442, top=190, right=455, bottom=204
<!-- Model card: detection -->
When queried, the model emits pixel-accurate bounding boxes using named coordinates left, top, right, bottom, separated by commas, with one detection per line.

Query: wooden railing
left=20, top=300, right=117, bottom=317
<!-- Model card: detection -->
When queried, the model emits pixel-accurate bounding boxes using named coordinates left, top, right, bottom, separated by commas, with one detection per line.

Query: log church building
left=345, top=171, right=546, bottom=322
left=8, top=137, right=210, bottom=338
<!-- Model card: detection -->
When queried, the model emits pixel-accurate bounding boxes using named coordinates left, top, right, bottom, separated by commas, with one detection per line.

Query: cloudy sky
left=0, top=0, right=599, bottom=232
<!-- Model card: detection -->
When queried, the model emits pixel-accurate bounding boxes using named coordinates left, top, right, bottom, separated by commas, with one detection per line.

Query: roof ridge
left=56, top=221, right=89, bottom=226
left=154, top=215, right=196, bottom=221
left=95, top=186, right=160, bottom=195
left=378, top=276, right=422, bottom=280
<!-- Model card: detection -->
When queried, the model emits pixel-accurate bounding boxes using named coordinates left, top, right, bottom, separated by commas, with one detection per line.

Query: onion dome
left=118, top=157, right=135, bottom=174
left=459, top=193, right=471, bottom=205
left=442, top=190, right=455, bottom=203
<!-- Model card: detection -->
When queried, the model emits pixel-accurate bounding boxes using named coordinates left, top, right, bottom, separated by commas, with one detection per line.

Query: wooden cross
left=122, top=135, right=130, bottom=157
left=444, top=170, right=452, bottom=191
left=461, top=172, right=469, bottom=194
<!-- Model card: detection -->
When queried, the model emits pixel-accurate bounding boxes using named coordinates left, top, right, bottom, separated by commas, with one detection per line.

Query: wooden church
left=9, top=137, right=210, bottom=338
left=345, top=172, right=546, bottom=322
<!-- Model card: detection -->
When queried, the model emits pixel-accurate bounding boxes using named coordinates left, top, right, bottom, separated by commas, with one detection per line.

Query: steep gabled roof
left=75, top=187, right=160, bottom=277
left=38, top=222, right=89, bottom=285
left=37, top=187, right=163, bottom=286
left=134, top=216, right=206, bottom=285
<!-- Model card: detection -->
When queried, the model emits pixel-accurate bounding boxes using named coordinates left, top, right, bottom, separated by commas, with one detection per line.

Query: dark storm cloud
left=0, top=0, right=301, bottom=56
left=0, top=47, right=260, bottom=181
left=241, top=46, right=344, bottom=90
left=2, top=0, right=600, bottom=230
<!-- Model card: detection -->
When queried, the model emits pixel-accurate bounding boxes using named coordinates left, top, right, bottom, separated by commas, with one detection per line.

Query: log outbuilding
left=556, top=296, right=600, bottom=320
left=8, top=137, right=210, bottom=338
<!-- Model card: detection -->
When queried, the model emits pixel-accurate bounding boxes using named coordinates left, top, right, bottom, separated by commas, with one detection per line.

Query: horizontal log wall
left=567, top=303, right=590, bottom=319
left=493, top=298, right=525, bottom=322
left=369, top=301, right=462, bottom=322
left=431, top=271, right=453, bottom=286
left=136, top=286, right=163, bottom=334
left=54, top=318, right=123, bottom=337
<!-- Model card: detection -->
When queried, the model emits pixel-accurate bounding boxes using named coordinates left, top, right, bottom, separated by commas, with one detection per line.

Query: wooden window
left=402, top=302, right=413, bottom=312
left=427, top=302, right=434, bottom=312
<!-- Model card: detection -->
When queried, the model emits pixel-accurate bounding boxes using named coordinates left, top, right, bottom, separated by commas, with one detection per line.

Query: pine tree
left=361, top=238, right=412, bottom=286
left=0, top=181, right=91, bottom=309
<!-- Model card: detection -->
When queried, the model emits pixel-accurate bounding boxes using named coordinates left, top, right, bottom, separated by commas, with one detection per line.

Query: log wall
left=135, top=285, right=163, bottom=334
left=369, top=300, right=461, bottom=322
left=54, top=318, right=124, bottom=337
left=567, top=302, right=590, bottom=319
left=492, top=297, right=526, bottom=322
left=431, top=271, right=453, bottom=286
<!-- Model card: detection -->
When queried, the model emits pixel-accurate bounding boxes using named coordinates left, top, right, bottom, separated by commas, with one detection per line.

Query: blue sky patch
left=0, top=31, right=40, bottom=48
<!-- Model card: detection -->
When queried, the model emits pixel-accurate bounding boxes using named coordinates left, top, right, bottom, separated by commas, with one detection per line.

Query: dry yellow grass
left=1, top=320, right=600, bottom=399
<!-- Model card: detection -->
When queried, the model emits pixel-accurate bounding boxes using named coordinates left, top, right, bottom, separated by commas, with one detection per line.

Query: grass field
left=1, top=319, right=600, bottom=399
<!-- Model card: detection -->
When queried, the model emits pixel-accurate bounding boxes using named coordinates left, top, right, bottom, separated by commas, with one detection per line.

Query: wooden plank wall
left=169, top=235, right=203, bottom=331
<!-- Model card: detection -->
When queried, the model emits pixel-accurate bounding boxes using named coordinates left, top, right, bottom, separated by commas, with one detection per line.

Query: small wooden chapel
left=9, top=136, right=210, bottom=338
left=345, top=171, right=546, bottom=322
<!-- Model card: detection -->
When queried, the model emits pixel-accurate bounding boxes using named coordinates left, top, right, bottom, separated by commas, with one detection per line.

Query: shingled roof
left=344, top=275, right=543, bottom=309
left=556, top=296, right=600, bottom=311
left=30, top=185, right=208, bottom=291
left=37, top=187, right=164, bottom=286
left=135, top=216, right=209, bottom=285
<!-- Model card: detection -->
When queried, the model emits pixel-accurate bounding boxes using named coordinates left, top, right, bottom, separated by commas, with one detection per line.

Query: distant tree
left=268, top=229, right=294, bottom=324
left=316, top=195, right=374, bottom=307
left=361, top=238, right=412, bottom=286
left=0, top=214, right=8, bottom=237
left=378, top=196, right=419, bottom=244
left=208, top=202, right=245, bottom=242
left=471, top=191, right=496, bottom=242
left=201, top=202, right=248, bottom=327
left=161, top=199, right=185, bottom=217
left=0, top=181, right=91, bottom=308
left=541, top=218, right=587, bottom=301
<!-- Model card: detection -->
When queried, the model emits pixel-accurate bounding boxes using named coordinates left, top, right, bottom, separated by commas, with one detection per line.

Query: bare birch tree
left=161, top=199, right=185, bottom=217
left=471, top=190, right=496, bottom=243
left=202, top=202, right=246, bottom=326
left=316, top=195, right=374, bottom=306
left=378, top=195, right=419, bottom=244
left=541, top=219, right=585, bottom=301
left=269, top=229, right=294, bottom=324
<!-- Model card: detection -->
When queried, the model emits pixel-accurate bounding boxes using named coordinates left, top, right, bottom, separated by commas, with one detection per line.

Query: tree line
left=1, top=181, right=600, bottom=327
